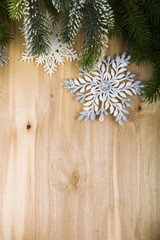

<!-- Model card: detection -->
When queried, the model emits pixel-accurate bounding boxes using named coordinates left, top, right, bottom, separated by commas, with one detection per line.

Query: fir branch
left=0, top=22, right=13, bottom=48
left=52, top=0, right=72, bottom=12
left=123, top=1, right=151, bottom=45
left=109, top=0, right=151, bottom=45
left=139, top=0, right=160, bottom=23
left=127, top=39, right=152, bottom=65
left=78, top=0, right=114, bottom=72
left=24, top=0, right=51, bottom=56
left=0, top=0, right=10, bottom=21
left=61, top=0, right=85, bottom=45
left=8, top=0, right=28, bottom=21
left=41, top=0, right=58, bottom=16
left=0, top=1, right=13, bottom=47
left=141, top=0, right=160, bottom=50
left=142, top=64, right=160, bottom=103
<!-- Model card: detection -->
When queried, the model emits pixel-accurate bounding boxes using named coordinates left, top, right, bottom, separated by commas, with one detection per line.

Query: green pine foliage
left=0, top=0, right=10, bottom=21
left=56, top=0, right=114, bottom=72
left=0, top=0, right=13, bottom=48
left=109, top=0, right=160, bottom=103
left=140, top=0, right=160, bottom=103
left=78, top=0, right=114, bottom=72
left=24, top=0, right=51, bottom=56
left=108, top=0, right=152, bottom=64
left=142, top=63, right=160, bottom=103
left=52, top=0, right=72, bottom=12
left=8, top=0, right=28, bottom=21
left=0, top=23, right=12, bottom=48
left=60, top=0, right=85, bottom=46
left=41, top=0, right=58, bottom=15
left=0, top=0, right=160, bottom=103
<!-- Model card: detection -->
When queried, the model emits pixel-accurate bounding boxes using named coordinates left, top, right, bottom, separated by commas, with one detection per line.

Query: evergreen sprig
left=0, top=23, right=12, bottom=48
left=61, top=0, right=85, bottom=46
left=0, top=0, right=13, bottom=48
left=109, top=0, right=152, bottom=62
left=78, top=0, right=114, bottom=72
left=8, top=0, right=28, bottom=21
left=109, top=0, right=160, bottom=102
left=142, top=63, right=160, bottom=103
left=52, top=0, right=72, bottom=12
left=52, top=0, right=114, bottom=71
left=24, top=0, right=51, bottom=56
left=0, top=0, right=10, bottom=21
left=0, top=0, right=160, bottom=103
left=41, top=0, right=58, bottom=16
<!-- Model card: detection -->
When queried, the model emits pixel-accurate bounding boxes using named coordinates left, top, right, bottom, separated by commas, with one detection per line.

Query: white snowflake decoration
left=0, top=46, right=10, bottom=67
left=20, top=12, right=77, bottom=76
left=63, top=53, right=144, bottom=125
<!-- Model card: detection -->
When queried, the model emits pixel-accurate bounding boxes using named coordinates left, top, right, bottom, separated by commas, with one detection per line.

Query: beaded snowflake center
left=100, top=81, right=111, bottom=92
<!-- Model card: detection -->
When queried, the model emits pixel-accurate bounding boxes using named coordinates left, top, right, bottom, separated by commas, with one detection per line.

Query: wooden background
left=0, top=22, right=160, bottom=240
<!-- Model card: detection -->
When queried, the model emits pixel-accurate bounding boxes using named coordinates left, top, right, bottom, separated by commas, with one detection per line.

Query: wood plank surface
left=0, top=22, right=159, bottom=240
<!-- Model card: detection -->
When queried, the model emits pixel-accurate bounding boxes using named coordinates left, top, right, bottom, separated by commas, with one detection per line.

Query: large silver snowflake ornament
left=0, top=46, right=10, bottom=67
left=20, top=12, right=77, bottom=76
left=63, top=53, right=144, bottom=125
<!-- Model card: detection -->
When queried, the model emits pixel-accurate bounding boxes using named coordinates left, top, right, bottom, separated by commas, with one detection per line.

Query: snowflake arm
left=20, top=50, right=34, bottom=63
left=0, top=47, right=10, bottom=67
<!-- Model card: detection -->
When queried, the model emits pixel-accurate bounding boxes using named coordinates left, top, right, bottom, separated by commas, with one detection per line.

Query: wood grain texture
left=0, top=22, right=160, bottom=240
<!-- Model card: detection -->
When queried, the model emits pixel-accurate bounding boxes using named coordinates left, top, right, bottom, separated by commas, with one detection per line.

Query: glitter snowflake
left=20, top=12, right=77, bottom=76
left=0, top=46, right=10, bottom=67
left=63, top=53, right=144, bottom=125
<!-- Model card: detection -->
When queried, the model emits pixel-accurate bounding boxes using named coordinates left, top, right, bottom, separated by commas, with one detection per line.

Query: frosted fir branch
left=52, top=0, right=72, bottom=12
left=94, top=0, right=115, bottom=30
left=78, top=0, right=115, bottom=72
left=23, top=0, right=51, bottom=56
left=51, top=0, right=61, bottom=11
left=8, top=0, right=28, bottom=20
left=61, top=0, right=86, bottom=45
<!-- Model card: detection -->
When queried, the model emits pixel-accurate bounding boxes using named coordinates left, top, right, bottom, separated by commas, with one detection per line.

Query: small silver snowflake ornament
left=20, top=12, right=77, bottom=76
left=0, top=46, right=10, bottom=67
left=63, top=53, right=144, bottom=125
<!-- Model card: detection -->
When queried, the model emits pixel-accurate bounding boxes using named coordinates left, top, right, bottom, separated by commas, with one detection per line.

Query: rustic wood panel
left=0, top=22, right=159, bottom=240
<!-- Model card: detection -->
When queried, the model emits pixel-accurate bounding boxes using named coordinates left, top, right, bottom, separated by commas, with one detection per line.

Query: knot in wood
left=137, top=105, right=142, bottom=112
left=27, top=124, right=31, bottom=130
left=70, top=171, right=80, bottom=188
